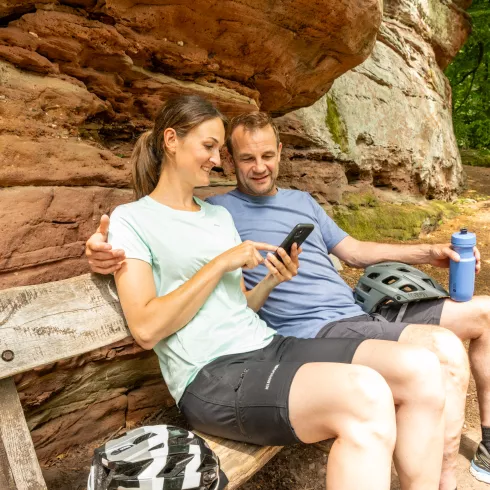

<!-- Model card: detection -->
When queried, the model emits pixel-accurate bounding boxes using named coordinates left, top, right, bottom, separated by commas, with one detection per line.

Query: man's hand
left=85, top=214, right=126, bottom=274
left=263, top=243, right=302, bottom=287
left=428, top=243, right=481, bottom=273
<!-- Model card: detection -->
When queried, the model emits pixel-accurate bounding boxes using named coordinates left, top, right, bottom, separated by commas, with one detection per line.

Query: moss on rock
left=331, top=193, right=460, bottom=241
left=325, top=95, right=349, bottom=153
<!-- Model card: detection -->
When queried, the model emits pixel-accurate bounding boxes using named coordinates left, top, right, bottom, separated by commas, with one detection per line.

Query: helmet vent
left=382, top=276, right=399, bottom=285
left=133, top=433, right=156, bottom=445
left=150, top=443, right=165, bottom=450
left=158, top=454, right=194, bottom=477
left=397, top=267, right=411, bottom=273
left=111, top=444, right=134, bottom=456
left=359, top=283, right=371, bottom=293
left=368, top=272, right=380, bottom=279
left=423, top=278, right=435, bottom=287
left=118, top=460, right=152, bottom=477
left=399, top=284, right=418, bottom=292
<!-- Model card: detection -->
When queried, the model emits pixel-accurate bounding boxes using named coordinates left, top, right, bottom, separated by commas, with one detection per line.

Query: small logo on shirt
left=265, top=364, right=280, bottom=390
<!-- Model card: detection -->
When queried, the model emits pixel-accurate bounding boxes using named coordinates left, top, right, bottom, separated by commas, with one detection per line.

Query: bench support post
left=0, top=377, right=47, bottom=490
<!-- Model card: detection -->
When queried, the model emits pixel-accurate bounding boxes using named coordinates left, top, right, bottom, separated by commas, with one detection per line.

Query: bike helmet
left=354, top=262, right=449, bottom=314
left=87, top=425, right=221, bottom=490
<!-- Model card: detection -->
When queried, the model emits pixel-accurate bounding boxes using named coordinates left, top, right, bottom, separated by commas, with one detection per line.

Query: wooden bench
left=0, top=274, right=282, bottom=490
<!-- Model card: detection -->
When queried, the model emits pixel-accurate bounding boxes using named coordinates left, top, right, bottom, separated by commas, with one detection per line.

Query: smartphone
left=274, top=224, right=314, bottom=263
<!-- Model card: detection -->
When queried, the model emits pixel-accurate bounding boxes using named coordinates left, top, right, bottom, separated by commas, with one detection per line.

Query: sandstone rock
left=0, top=1, right=382, bottom=113
left=0, top=186, right=132, bottom=286
left=126, top=381, right=174, bottom=428
left=383, top=0, right=471, bottom=69
left=31, top=395, right=127, bottom=461
left=279, top=7, right=469, bottom=201
left=0, top=135, right=131, bottom=187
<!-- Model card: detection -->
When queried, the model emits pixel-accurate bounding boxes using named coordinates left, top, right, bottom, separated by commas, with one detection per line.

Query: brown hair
left=131, top=95, right=227, bottom=200
left=225, top=112, right=280, bottom=157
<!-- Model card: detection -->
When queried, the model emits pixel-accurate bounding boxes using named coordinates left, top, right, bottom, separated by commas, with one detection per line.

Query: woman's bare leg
left=352, top=339, right=446, bottom=490
left=289, top=362, right=396, bottom=490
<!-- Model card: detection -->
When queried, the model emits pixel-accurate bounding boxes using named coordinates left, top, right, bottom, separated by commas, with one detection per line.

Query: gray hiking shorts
left=316, top=298, right=446, bottom=341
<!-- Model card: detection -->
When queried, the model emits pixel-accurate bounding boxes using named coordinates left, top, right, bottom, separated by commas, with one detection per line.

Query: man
left=86, top=112, right=489, bottom=489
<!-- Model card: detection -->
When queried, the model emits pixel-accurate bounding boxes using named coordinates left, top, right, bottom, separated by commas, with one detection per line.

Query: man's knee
left=473, top=295, right=490, bottom=329
left=430, top=328, right=470, bottom=390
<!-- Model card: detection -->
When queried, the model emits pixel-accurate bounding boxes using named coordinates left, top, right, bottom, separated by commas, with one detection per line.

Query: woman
left=109, top=95, right=445, bottom=489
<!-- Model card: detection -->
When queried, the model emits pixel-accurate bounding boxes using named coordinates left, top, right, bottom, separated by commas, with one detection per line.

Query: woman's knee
left=395, top=345, right=446, bottom=410
left=336, top=366, right=397, bottom=449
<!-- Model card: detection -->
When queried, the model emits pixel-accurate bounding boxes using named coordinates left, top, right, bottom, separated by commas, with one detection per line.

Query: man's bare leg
left=439, top=297, right=490, bottom=426
left=398, top=324, right=470, bottom=490
left=437, top=296, right=490, bottom=484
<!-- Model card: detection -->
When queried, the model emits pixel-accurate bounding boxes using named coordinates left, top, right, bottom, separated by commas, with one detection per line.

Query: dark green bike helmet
left=354, top=262, right=449, bottom=315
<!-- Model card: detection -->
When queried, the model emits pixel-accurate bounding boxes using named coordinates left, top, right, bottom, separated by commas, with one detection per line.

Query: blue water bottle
left=449, top=228, right=476, bottom=302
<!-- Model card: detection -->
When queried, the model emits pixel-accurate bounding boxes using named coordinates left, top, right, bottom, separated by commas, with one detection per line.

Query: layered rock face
left=0, top=0, right=382, bottom=289
left=277, top=0, right=471, bottom=204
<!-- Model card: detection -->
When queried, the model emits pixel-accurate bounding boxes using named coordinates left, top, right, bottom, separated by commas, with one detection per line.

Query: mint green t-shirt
left=108, top=196, right=275, bottom=404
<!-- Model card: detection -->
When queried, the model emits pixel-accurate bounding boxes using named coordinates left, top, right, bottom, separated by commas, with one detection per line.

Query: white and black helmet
left=87, top=425, right=221, bottom=490
left=354, top=262, right=449, bottom=315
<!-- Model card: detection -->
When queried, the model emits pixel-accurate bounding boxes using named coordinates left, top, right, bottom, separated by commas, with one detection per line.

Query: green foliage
left=460, top=148, right=490, bottom=167
left=446, top=0, right=490, bottom=149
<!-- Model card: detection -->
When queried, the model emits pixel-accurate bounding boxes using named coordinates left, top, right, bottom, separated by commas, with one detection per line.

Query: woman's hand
left=263, top=243, right=302, bottom=287
left=216, top=240, right=278, bottom=273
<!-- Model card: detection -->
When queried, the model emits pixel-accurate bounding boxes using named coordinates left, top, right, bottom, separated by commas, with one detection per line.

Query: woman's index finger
left=250, top=241, right=279, bottom=251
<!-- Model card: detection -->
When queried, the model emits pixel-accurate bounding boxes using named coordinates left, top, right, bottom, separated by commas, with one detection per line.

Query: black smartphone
left=273, top=224, right=314, bottom=263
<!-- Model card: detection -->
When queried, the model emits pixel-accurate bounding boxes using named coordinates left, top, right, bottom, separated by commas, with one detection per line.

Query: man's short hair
left=226, top=112, right=280, bottom=156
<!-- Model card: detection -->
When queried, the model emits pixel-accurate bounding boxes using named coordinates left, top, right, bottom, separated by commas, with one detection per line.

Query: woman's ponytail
left=130, top=95, right=226, bottom=200
left=131, top=131, right=162, bottom=200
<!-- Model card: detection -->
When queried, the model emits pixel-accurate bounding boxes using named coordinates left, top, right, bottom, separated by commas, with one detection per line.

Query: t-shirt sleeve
left=307, top=194, right=348, bottom=250
left=108, top=206, right=152, bottom=265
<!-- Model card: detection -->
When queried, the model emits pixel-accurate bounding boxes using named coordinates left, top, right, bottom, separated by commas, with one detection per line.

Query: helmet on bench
left=87, top=425, right=221, bottom=490
left=354, top=262, right=449, bottom=314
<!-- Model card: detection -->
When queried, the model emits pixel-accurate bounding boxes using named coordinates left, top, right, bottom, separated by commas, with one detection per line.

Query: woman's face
left=170, top=117, right=225, bottom=188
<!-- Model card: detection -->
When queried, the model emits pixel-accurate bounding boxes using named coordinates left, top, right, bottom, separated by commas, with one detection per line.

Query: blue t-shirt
left=207, top=189, right=364, bottom=339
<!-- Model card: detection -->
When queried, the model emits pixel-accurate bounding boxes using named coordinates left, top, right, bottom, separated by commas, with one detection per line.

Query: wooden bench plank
left=0, top=377, right=47, bottom=489
left=202, top=434, right=282, bottom=489
left=0, top=433, right=16, bottom=490
left=0, top=274, right=130, bottom=380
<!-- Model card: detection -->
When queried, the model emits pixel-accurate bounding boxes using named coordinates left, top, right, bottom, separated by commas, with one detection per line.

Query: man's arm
left=331, top=236, right=481, bottom=272
left=86, top=215, right=126, bottom=274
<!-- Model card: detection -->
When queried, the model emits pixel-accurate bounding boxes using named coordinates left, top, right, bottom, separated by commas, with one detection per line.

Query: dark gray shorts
left=180, top=299, right=445, bottom=447
left=179, top=334, right=365, bottom=446
left=316, top=298, right=446, bottom=341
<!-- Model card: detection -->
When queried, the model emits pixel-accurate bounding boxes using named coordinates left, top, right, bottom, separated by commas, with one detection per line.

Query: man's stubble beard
left=245, top=175, right=276, bottom=196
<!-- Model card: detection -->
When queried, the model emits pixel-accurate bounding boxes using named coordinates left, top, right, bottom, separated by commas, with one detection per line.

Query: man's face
left=230, top=125, right=282, bottom=196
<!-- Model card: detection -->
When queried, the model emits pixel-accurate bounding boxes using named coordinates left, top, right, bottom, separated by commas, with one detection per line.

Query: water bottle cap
left=451, top=228, right=476, bottom=246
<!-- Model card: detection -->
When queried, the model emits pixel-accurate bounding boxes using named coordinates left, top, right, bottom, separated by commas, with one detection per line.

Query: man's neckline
left=231, top=188, right=283, bottom=203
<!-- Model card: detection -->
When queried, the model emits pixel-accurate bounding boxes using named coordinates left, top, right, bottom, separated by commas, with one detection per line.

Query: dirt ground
left=42, top=165, right=490, bottom=489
